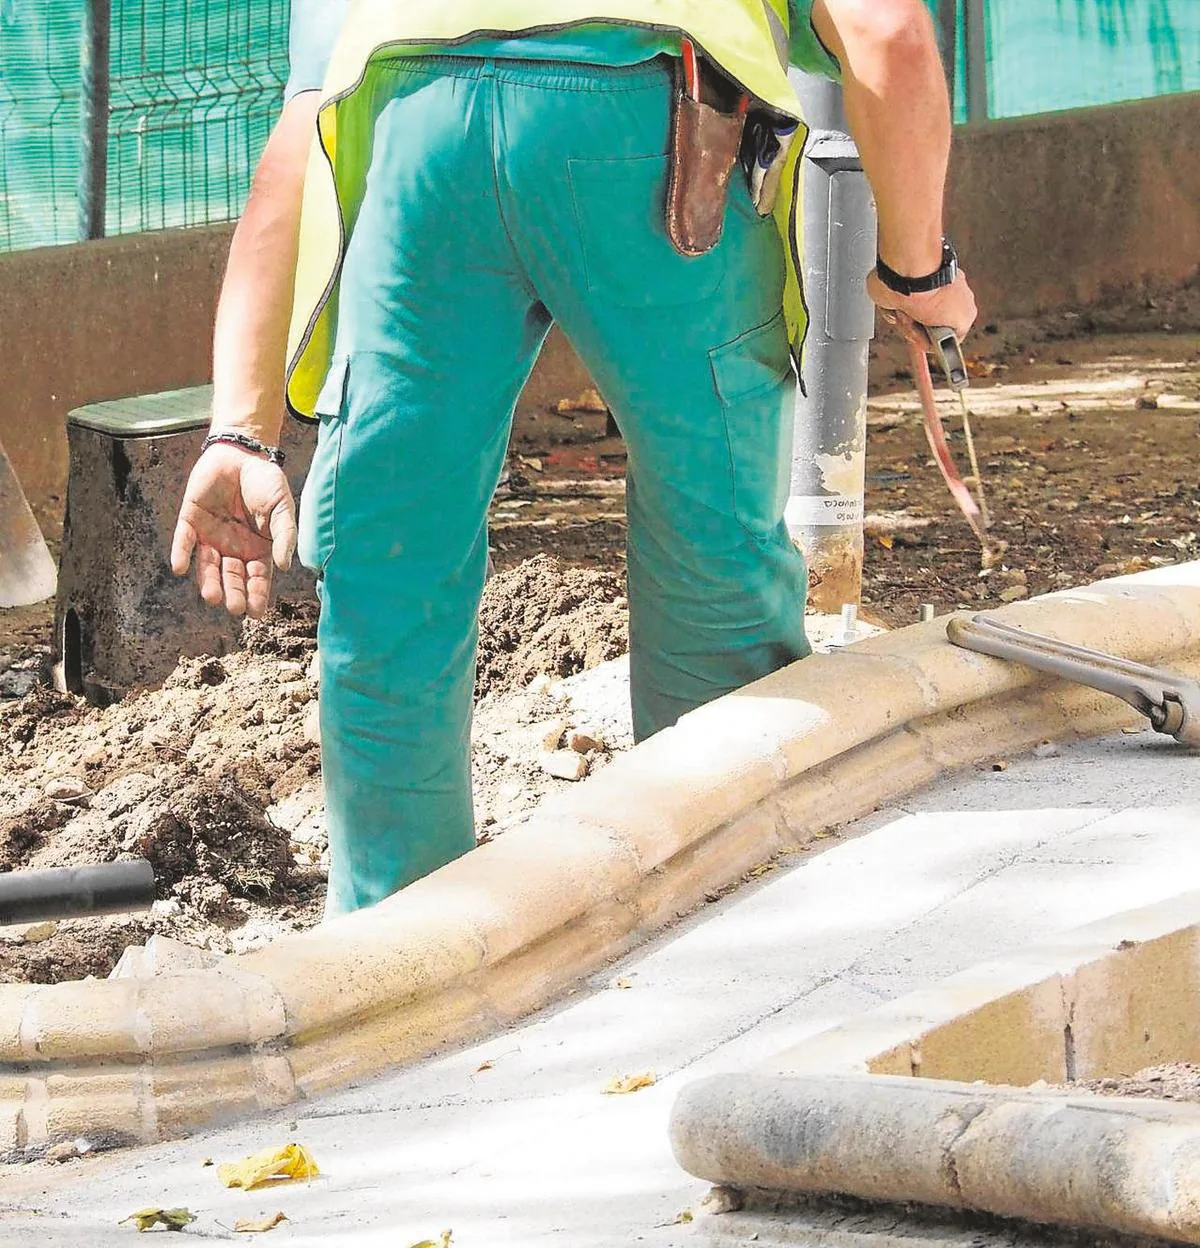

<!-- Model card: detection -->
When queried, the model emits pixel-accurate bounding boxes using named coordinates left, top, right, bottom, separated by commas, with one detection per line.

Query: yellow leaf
left=217, top=1143, right=320, bottom=1191
left=878, top=534, right=895, bottom=549
left=603, top=1072, right=656, bottom=1095
left=235, top=1211, right=288, bottom=1234
left=409, top=1231, right=453, bottom=1248
left=119, top=1207, right=196, bottom=1232
left=554, top=387, right=608, bottom=415
left=613, top=978, right=633, bottom=990
left=655, top=1210, right=695, bottom=1230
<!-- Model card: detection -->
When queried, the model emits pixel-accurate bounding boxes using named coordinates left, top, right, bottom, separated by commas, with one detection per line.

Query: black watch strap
left=876, top=238, right=958, bottom=296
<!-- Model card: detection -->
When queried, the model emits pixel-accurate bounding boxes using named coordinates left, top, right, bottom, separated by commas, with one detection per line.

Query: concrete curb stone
left=669, top=1072, right=1200, bottom=1243
left=3, top=564, right=1200, bottom=1155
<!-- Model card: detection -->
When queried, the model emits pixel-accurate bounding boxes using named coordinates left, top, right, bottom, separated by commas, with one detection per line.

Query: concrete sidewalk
left=4, top=727, right=1199, bottom=1246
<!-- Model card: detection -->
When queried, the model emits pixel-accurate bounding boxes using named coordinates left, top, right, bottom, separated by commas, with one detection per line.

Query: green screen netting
left=0, top=1, right=1197, bottom=252
left=931, top=0, right=1200, bottom=123
left=0, top=0, right=287, bottom=251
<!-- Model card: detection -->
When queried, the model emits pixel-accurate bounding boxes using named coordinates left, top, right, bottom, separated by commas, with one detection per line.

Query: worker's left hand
left=867, top=268, right=978, bottom=345
left=170, top=444, right=298, bottom=619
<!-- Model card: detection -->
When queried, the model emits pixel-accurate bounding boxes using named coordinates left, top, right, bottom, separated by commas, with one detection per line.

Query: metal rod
left=0, top=860, right=155, bottom=926
left=787, top=73, right=877, bottom=614
left=947, top=615, right=1200, bottom=746
left=79, top=0, right=112, bottom=241
left=962, top=0, right=989, bottom=123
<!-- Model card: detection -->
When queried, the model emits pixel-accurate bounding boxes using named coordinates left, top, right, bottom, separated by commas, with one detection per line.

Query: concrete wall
left=947, top=91, right=1200, bottom=317
left=3, top=90, right=1198, bottom=527
left=0, top=226, right=233, bottom=531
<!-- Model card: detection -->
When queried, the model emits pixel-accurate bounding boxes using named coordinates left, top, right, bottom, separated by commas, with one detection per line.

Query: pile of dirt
left=477, top=554, right=628, bottom=697
left=0, top=557, right=633, bottom=985
left=0, top=600, right=325, bottom=984
left=1074, top=1062, right=1200, bottom=1103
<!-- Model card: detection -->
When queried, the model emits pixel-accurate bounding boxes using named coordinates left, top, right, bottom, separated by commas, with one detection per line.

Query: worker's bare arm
left=171, top=93, right=317, bottom=618
left=211, top=90, right=320, bottom=442
left=811, top=0, right=976, bottom=339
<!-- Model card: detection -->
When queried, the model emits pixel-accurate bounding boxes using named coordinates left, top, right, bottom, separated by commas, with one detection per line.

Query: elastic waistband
left=372, top=51, right=673, bottom=91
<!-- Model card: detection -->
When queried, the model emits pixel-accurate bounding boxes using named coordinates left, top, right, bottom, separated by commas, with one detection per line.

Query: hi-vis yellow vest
left=285, top=0, right=808, bottom=421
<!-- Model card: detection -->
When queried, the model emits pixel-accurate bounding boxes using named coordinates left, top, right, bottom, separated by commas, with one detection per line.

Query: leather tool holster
left=665, top=57, right=747, bottom=257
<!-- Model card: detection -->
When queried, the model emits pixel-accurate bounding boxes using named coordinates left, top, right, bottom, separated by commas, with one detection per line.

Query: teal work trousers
left=298, top=55, right=811, bottom=916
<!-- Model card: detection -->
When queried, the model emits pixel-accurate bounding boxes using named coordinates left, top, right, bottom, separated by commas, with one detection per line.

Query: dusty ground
left=1, top=278, right=1197, bottom=984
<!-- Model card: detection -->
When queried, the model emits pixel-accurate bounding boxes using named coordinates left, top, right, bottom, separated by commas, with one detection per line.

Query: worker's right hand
left=170, top=444, right=298, bottom=619
left=867, top=268, right=978, bottom=345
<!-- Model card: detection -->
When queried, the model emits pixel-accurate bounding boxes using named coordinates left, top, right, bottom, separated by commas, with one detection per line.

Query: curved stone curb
left=669, top=1071, right=1200, bottom=1244
left=4, top=564, right=1200, bottom=1156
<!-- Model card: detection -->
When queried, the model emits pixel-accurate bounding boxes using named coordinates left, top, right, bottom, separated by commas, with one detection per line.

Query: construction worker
left=172, top=0, right=977, bottom=917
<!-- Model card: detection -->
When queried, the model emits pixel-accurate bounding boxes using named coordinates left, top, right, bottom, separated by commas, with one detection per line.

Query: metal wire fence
left=1, top=1, right=1197, bottom=253
left=0, top=0, right=287, bottom=252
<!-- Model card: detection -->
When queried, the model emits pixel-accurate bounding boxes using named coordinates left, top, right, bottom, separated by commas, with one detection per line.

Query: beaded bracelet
left=201, top=430, right=286, bottom=467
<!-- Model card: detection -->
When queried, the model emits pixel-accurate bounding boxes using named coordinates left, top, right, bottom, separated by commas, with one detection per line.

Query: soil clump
left=477, top=554, right=627, bottom=697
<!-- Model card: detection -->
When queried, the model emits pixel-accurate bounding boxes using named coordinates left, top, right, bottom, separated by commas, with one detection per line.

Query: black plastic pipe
left=0, top=860, right=156, bottom=926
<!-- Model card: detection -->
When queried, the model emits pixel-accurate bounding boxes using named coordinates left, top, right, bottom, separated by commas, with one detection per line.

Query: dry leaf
left=409, top=1232, right=453, bottom=1248
left=217, top=1143, right=320, bottom=1191
left=613, top=978, right=633, bottom=990
left=991, top=759, right=1009, bottom=772
left=603, top=1072, right=656, bottom=1095
left=235, top=1212, right=288, bottom=1233
left=119, top=1207, right=196, bottom=1232
left=474, top=1060, right=494, bottom=1073
left=555, top=387, right=608, bottom=414
left=654, top=1210, right=695, bottom=1229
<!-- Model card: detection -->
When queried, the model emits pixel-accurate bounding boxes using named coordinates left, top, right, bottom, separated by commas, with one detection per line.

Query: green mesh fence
left=0, top=0, right=287, bottom=252
left=931, top=0, right=1200, bottom=122
left=1, top=2, right=1198, bottom=253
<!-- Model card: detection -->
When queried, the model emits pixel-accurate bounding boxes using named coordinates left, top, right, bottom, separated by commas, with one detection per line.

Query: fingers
left=176, top=452, right=283, bottom=617
left=194, top=546, right=266, bottom=619
left=170, top=517, right=197, bottom=577
left=268, top=496, right=298, bottom=573
left=221, top=557, right=249, bottom=618
left=196, top=544, right=224, bottom=608
left=245, top=558, right=274, bottom=620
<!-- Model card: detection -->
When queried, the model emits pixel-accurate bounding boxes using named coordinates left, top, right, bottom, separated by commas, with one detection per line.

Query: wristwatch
left=876, top=237, right=958, bottom=296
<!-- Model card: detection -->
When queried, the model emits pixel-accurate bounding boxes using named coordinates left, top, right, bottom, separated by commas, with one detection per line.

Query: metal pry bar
left=924, top=323, right=991, bottom=530
left=947, top=613, right=1200, bottom=747
left=925, top=324, right=970, bottom=390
